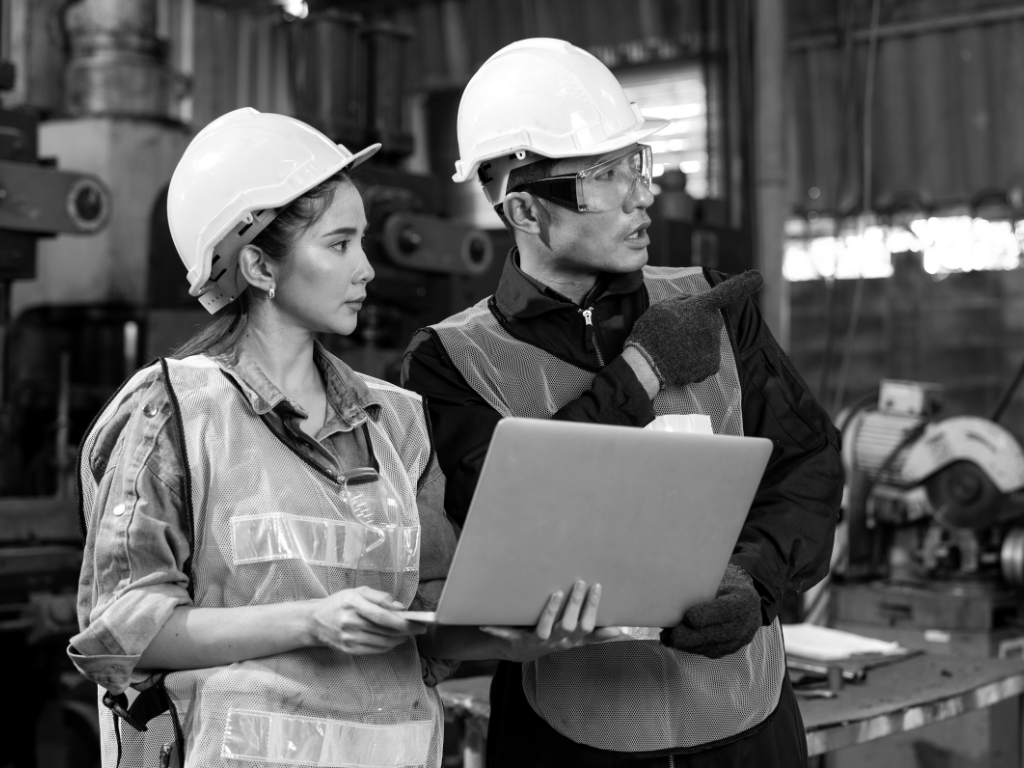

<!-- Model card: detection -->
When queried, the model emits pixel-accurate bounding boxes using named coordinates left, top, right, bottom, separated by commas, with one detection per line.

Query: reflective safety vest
left=431, top=265, right=786, bottom=752
left=79, top=356, right=442, bottom=768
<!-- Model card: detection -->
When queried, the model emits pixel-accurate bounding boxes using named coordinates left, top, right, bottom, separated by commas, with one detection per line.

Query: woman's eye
left=333, top=240, right=350, bottom=253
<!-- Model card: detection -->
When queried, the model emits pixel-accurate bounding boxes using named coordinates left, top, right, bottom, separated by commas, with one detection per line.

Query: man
left=402, top=39, right=841, bottom=767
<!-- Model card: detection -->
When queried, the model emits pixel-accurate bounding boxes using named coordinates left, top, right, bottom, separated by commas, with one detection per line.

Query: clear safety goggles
left=516, top=144, right=653, bottom=213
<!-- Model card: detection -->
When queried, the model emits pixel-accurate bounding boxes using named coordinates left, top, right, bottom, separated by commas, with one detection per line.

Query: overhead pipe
left=63, top=0, right=178, bottom=120
left=791, top=5, right=1024, bottom=51
left=753, top=0, right=789, bottom=346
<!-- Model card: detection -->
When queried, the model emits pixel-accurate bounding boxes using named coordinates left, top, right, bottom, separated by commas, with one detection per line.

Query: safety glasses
left=515, top=144, right=653, bottom=213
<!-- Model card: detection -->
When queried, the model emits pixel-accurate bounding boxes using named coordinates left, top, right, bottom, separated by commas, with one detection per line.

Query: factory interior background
left=5, top=0, right=1024, bottom=767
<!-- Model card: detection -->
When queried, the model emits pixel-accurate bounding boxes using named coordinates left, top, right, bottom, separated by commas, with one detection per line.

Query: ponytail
left=171, top=291, right=252, bottom=358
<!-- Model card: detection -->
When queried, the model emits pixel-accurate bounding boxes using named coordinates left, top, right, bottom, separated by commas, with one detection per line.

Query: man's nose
left=626, top=179, right=655, bottom=212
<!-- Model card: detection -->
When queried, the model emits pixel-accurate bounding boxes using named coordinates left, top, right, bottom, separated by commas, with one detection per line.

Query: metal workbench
left=437, top=653, right=1024, bottom=766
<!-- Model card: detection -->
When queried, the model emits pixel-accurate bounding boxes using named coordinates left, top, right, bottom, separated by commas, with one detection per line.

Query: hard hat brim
left=345, top=143, right=382, bottom=173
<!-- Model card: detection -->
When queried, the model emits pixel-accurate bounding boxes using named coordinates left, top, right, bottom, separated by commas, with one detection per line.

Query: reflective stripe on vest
left=223, top=709, right=434, bottom=767
left=79, top=356, right=442, bottom=768
left=430, top=265, right=785, bottom=751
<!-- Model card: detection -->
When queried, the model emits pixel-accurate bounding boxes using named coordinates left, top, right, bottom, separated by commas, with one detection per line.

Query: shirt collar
left=492, top=247, right=644, bottom=320
left=214, top=340, right=382, bottom=427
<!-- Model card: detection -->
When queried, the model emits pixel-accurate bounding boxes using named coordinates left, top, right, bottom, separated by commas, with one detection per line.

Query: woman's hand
left=481, top=581, right=621, bottom=662
left=310, top=586, right=426, bottom=655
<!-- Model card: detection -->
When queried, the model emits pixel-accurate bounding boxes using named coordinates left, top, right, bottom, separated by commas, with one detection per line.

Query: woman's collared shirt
left=71, top=342, right=458, bottom=694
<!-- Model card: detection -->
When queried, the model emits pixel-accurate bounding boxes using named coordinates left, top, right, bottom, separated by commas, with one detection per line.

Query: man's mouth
left=625, top=221, right=651, bottom=241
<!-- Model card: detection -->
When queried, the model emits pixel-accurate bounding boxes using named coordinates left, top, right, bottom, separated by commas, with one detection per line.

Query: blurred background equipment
left=281, top=10, right=501, bottom=375
left=0, top=35, right=114, bottom=768
left=831, top=378, right=1024, bottom=658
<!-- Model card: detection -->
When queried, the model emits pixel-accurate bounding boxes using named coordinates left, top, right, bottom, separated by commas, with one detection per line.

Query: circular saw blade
left=925, top=460, right=1004, bottom=529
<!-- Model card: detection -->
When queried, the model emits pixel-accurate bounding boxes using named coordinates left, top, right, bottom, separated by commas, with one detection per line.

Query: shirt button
left=143, top=403, right=158, bottom=417
left=112, top=503, right=126, bottom=516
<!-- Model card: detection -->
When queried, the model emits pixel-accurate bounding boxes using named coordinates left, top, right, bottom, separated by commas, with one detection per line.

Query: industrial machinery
left=832, top=379, right=1024, bottom=656
left=341, top=164, right=497, bottom=375
left=0, top=62, right=113, bottom=768
left=286, top=10, right=500, bottom=378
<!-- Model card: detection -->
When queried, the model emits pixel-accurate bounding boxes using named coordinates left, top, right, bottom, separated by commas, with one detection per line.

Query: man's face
left=532, top=145, right=655, bottom=277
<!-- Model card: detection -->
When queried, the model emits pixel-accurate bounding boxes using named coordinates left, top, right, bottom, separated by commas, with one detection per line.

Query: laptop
left=404, top=417, right=772, bottom=628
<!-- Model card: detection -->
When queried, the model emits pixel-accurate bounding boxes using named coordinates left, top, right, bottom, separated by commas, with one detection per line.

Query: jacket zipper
left=580, top=307, right=606, bottom=367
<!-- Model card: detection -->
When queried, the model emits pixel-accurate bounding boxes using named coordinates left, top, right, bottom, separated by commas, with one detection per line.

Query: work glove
left=659, top=564, right=763, bottom=659
left=624, top=270, right=764, bottom=388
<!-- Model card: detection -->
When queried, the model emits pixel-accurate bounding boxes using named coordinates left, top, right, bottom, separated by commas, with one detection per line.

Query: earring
left=268, top=286, right=276, bottom=300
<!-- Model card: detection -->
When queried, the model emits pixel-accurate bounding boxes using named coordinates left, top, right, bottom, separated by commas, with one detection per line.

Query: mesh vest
left=79, top=356, right=443, bottom=768
left=431, top=265, right=785, bottom=752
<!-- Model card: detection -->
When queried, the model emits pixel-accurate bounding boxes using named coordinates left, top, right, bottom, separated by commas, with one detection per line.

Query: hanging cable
left=862, top=0, right=882, bottom=216
left=830, top=274, right=865, bottom=414
left=831, top=0, right=882, bottom=414
left=818, top=0, right=861, bottom=401
left=991, top=352, right=1024, bottom=423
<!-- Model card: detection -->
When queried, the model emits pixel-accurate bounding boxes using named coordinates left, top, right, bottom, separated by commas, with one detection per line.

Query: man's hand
left=660, top=564, right=762, bottom=659
left=624, top=270, right=763, bottom=389
left=481, top=581, right=621, bottom=662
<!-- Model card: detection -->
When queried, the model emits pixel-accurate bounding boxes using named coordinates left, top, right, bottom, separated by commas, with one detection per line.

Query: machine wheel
left=1001, top=527, right=1024, bottom=587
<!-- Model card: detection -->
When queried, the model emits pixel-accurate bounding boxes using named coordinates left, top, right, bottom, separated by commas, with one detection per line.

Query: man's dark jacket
left=401, top=252, right=843, bottom=762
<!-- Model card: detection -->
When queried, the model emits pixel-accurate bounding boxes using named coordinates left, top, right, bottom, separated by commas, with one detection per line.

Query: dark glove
left=659, top=564, right=763, bottom=658
left=624, top=270, right=764, bottom=388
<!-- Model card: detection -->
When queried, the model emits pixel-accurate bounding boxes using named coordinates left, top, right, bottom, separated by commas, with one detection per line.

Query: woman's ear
left=237, top=244, right=276, bottom=293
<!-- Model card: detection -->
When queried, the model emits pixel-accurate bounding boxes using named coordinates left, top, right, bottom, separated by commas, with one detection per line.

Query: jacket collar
left=492, top=247, right=644, bottom=320
left=214, top=340, right=382, bottom=427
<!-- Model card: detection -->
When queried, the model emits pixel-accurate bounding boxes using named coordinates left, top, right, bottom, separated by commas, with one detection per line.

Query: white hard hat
left=452, top=38, right=669, bottom=205
left=168, top=107, right=380, bottom=314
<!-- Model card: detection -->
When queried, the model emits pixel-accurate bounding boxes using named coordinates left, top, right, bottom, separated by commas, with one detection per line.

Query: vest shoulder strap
left=430, top=296, right=492, bottom=333
left=361, top=373, right=423, bottom=403
left=430, top=299, right=590, bottom=418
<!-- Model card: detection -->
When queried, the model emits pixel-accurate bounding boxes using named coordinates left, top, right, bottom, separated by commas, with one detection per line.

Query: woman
left=71, top=108, right=611, bottom=768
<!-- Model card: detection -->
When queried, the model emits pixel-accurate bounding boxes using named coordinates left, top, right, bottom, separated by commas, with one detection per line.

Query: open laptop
left=405, top=417, right=772, bottom=628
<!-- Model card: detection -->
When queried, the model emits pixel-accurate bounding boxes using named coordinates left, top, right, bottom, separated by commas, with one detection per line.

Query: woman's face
left=272, top=181, right=374, bottom=337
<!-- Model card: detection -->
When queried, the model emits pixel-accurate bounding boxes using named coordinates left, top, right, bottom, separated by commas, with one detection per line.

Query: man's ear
left=503, top=192, right=552, bottom=236
left=237, top=244, right=276, bottom=293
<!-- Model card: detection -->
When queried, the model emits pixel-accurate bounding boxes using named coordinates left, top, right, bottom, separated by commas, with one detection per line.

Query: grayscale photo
left=0, top=2, right=1021, bottom=767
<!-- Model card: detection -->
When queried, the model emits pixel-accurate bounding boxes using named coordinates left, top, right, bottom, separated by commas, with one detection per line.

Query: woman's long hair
left=172, top=171, right=358, bottom=359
